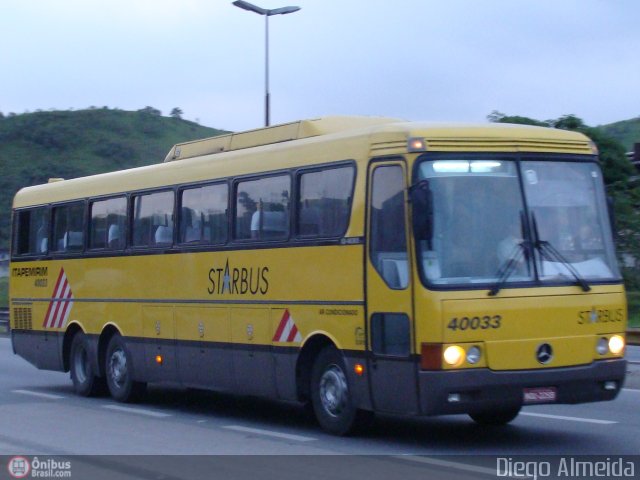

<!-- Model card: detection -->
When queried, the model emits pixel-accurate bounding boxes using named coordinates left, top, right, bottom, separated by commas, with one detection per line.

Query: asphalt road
left=1, top=337, right=639, bottom=479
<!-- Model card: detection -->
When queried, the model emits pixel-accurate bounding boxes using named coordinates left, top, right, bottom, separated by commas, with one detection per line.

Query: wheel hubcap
left=73, top=346, right=88, bottom=384
left=109, top=349, right=128, bottom=388
left=319, top=364, right=348, bottom=417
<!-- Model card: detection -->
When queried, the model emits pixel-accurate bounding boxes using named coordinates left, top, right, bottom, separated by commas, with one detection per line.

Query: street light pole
left=232, top=0, right=301, bottom=127
left=265, top=12, right=270, bottom=127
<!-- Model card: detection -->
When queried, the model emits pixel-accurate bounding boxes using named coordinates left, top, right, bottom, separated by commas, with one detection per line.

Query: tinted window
left=90, top=197, right=127, bottom=250
left=180, top=184, right=228, bottom=244
left=297, top=166, right=354, bottom=237
left=371, top=313, right=411, bottom=356
left=132, top=191, right=174, bottom=247
left=13, top=208, right=49, bottom=255
left=52, top=203, right=85, bottom=253
left=235, top=175, right=290, bottom=241
left=370, top=165, right=408, bottom=289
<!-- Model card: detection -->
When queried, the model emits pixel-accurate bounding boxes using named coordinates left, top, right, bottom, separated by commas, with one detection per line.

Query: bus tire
left=105, top=334, right=146, bottom=403
left=70, top=332, right=106, bottom=397
left=469, top=406, right=521, bottom=426
left=310, top=346, right=370, bottom=435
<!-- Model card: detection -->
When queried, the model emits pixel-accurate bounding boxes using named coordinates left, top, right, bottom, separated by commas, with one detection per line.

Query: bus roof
left=13, top=116, right=594, bottom=209
left=163, top=116, right=593, bottom=162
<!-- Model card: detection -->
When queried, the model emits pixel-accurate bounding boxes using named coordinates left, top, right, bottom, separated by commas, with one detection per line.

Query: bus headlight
left=443, top=345, right=465, bottom=367
left=596, top=337, right=609, bottom=355
left=466, top=346, right=481, bottom=364
left=608, top=335, right=625, bottom=355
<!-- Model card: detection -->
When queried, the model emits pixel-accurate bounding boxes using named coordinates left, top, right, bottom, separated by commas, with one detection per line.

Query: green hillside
left=0, top=108, right=227, bottom=251
left=599, top=117, right=640, bottom=152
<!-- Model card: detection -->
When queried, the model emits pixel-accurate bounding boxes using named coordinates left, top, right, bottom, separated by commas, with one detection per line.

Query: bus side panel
left=11, top=330, right=64, bottom=372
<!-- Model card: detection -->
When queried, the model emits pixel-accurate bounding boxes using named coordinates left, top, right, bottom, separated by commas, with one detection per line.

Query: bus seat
left=108, top=224, right=121, bottom=248
left=251, top=211, right=287, bottom=238
left=184, top=227, right=201, bottom=243
left=154, top=225, right=173, bottom=244
left=63, top=231, right=83, bottom=251
left=380, top=258, right=409, bottom=289
left=299, top=206, right=320, bottom=235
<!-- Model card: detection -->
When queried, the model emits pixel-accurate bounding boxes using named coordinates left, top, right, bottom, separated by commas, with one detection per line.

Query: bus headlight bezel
left=466, top=345, right=482, bottom=364
left=596, top=337, right=609, bottom=355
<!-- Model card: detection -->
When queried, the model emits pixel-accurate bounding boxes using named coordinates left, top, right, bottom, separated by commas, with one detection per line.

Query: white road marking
left=622, top=387, right=640, bottom=393
left=12, top=389, right=66, bottom=400
left=520, top=412, right=616, bottom=424
left=394, top=455, right=520, bottom=478
left=102, top=404, right=172, bottom=418
left=223, top=425, right=316, bottom=442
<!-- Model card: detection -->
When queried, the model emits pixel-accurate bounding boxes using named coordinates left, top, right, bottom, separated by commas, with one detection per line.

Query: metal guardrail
left=627, top=329, right=640, bottom=346
left=0, top=307, right=8, bottom=334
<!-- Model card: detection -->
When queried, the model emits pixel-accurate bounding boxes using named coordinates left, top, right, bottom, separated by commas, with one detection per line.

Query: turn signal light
left=421, top=343, right=443, bottom=370
left=155, top=355, right=163, bottom=365
left=354, top=364, right=365, bottom=376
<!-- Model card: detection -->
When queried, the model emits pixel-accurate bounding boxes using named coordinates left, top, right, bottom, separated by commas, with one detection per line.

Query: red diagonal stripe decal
left=286, top=324, right=299, bottom=343
left=43, top=268, right=65, bottom=328
left=272, top=309, right=289, bottom=342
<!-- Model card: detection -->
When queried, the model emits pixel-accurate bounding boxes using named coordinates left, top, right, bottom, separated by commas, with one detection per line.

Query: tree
left=138, top=106, right=161, bottom=116
left=170, top=108, right=183, bottom=120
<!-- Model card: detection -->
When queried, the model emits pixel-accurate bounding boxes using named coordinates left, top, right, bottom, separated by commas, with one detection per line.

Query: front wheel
left=105, top=334, right=146, bottom=402
left=310, top=347, right=372, bottom=435
left=70, top=332, right=106, bottom=396
left=469, top=406, right=521, bottom=426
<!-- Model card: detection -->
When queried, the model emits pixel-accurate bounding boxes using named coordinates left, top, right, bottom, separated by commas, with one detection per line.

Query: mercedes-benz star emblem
left=536, top=343, right=553, bottom=364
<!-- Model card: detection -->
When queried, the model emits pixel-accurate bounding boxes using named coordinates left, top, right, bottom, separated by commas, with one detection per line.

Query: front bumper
left=418, top=359, right=626, bottom=415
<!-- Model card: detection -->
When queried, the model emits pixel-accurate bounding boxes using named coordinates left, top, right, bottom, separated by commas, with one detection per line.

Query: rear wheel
left=469, top=406, right=521, bottom=426
left=310, top=346, right=372, bottom=435
left=105, top=334, right=146, bottom=402
left=70, top=332, right=106, bottom=396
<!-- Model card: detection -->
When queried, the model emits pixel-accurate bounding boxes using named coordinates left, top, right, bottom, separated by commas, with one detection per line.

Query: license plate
left=523, top=387, right=557, bottom=404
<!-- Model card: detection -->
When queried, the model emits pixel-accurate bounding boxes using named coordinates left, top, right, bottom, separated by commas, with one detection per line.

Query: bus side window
left=133, top=191, right=174, bottom=247
left=52, top=203, right=84, bottom=253
left=370, top=165, right=408, bottom=289
left=90, top=196, right=127, bottom=250
left=13, top=207, right=49, bottom=256
left=180, top=183, right=228, bottom=245
left=235, top=175, right=290, bottom=241
left=297, top=165, right=354, bottom=237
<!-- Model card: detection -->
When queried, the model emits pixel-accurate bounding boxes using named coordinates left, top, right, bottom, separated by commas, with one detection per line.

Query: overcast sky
left=2, top=0, right=639, bottom=132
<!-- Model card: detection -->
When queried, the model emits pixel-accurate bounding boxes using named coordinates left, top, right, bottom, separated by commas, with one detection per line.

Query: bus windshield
left=415, top=157, right=620, bottom=288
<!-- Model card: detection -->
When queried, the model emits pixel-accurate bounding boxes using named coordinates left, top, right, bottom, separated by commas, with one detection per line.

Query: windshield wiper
left=488, top=241, right=527, bottom=296
left=531, top=212, right=591, bottom=292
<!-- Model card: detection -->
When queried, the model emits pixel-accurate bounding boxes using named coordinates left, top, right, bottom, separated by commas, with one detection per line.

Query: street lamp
left=232, top=0, right=301, bottom=126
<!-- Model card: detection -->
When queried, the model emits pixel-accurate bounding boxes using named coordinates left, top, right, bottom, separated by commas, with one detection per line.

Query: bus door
left=365, top=160, right=418, bottom=414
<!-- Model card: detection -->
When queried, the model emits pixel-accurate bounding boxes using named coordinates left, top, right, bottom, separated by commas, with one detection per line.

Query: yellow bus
left=9, top=117, right=627, bottom=435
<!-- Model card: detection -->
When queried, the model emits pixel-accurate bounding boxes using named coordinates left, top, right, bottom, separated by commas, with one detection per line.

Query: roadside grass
left=628, top=291, right=640, bottom=329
